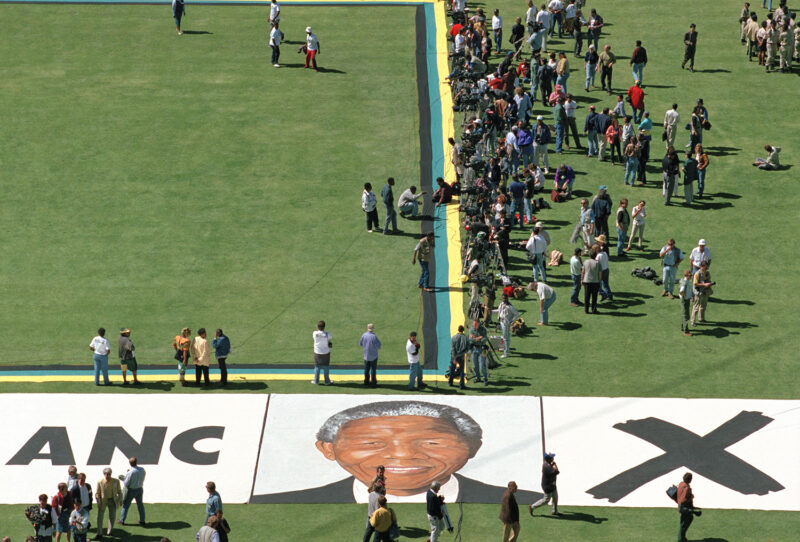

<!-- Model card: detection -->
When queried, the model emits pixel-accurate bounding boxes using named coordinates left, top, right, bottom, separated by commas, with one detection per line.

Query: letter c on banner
left=169, top=426, right=225, bottom=465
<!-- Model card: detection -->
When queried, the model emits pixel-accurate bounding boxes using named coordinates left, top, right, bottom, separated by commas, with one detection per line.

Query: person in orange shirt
left=173, top=327, right=191, bottom=387
left=677, top=472, right=701, bottom=542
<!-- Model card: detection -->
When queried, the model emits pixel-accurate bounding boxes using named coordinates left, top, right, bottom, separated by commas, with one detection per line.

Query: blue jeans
left=418, top=260, right=430, bottom=288
left=471, top=347, right=488, bottom=383
left=500, top=322, right=510, bottom=355
left=313, top=365, right=331, bottom=384
left=120, top=487, right=145, bottom=523
left=510, top=147, right=520, bottom=173
left=408, top=363, right=423, bottom=389
left=585, top=62, right=596, bottom=88
left=632, top=108, right=643, bottom=123
left=662, top=265, right=678, bottom=294
left=697, top=169, right=706, bottom=196
left=540, top=292, right=557, bottom=324
left=384, top=204, right=397, bottom=233
left=587, top=130, right=598, bottom=156
left=556, top=73, right=568, bottom=94
left=599, top=269, right=613, bottom=300
left=555, top=124, right=565, bottom=153
left=93, top=353, right=110, bottom=385
left=174, top=14, right=182, bottom=28
left=625, top=157, right=639, bottom=184
left=399, top=201, right=418, bottom=216
left=616, top=228, right=627, bottom=256
left=494, top=29, right=502, bottom=53
left=570, top=274, right=582, bottom=304
left=524, top=197, right=533, bottom=222
left=510, top=198, right=524, bottom=227
left=521, top=145, right=534, bottom=169
left=763, top=0, right=772, bottom=9
left=531, top=253, right=547, bottom=281
left=364, top=359, right=377, bottom=385
left=632, top=62, right=644, bottom=83
left=684, top=181, right=694, bottom=204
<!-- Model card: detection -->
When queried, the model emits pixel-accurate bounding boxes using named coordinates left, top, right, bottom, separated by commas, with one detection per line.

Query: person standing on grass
left=36, top=493, right=58, bottom=542
left=595, top=235, right=613, bottom=302
left=311, top=320, right=333, bottom=385
left=689, top=239, right=712, bottom=275
left=615, top=198, right=629, bottom=256
left=362, top=182, right=379, bottom=233
left=499, top=481, right=520, bottom=542
left=196, top=516, right=219, bottom=542
left=679, top=270, right=694, bottom=336
left=582, top=245, right=601, bottom=313
left=52, top=484, right=73, bottom=542
left=268, top=0, right=280, bottom=28
left=492, top=9, right=503, bottom=54
left=569, top=248, right=583, bottom=306
left=497, top=294, right=520, bottom=358
left=381, top=177, right=400, bottom=235
left=413, top=232, right=435, bottom=292
left=205, top=482, right=222, bottom=523
left=591, top=185, right=611, bottom=237
left=662, top=147, right=681, bottom=205
left=597, top=44, right=615, bottom=95
left=95, top=468, right=122, bottom=539
left=427, top=482, right=445, bottom=542
left=269, top=22, right=282, bottom=68
left=362, top=481, right=386, bottom=542
left=682, top=23, right=698, bottom=71
left=191, top=328, right=211, bottom=387
left=627, top=80, right=645, bottom=123
left=630, top=40, right=648, bottom=83
left=303, top=27, right=320, bottom=70
left=663, top=104, right=680, bottom=150
left=677, top=473, right=700, bottom=542
left=173, top=327, right=191, bottom=386
left=626, top=200, right=646, bottom=251
left=359, top=323, right=381, bottom=387
left=89, top=328, right=111, bottom=386
left=172, top=0, right=185, bottom=36
left=68, top=500, right=89, bottom=542
left=118, top=328, right=140, bottom=386
left=583, top=44, right=598, bottom=92
left=371, top=495, right=397, bottom=542
left=212, top=329, right=230, bottom=387
left=406, top=331, right=423, bottom=390
left=529, top=453, right=560, bottom=516
left=682, top=151, right=698, bottom=206
left=530, top=279, right=556, bottom=325
left=564, top=94, right=582, bottom=150
left=659, top=238, right=684, bottom=299
left=118, top=457, right=146, bottom=527
left=595, top=108, right=612, bottom=161
left=449, top=325, right=469, bottom=389
left=691, top=262, right=713, bottom=326
left=695, top=144, right=709, bottom=198
left=469, top=318, right=489, bottom=386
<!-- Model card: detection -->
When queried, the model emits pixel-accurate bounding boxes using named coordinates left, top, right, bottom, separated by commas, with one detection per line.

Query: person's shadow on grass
left=541, top=510, right=608, bottom=524
left=181, top=30, right=213, bottom=35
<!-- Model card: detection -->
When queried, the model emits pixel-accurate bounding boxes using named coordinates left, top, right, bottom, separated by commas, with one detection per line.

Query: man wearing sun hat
left=689, top=239, right=712, bottom=275
left=118, top=328, right=140, bottom=385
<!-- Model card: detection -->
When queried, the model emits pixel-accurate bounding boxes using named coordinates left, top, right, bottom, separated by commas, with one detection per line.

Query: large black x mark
left=587, top=410, right=785, bottom=502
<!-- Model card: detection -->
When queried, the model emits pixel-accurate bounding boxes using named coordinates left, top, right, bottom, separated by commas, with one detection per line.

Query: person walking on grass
left=95, top=468, right=122, bottom=539
left=172, top=0, right=185, bottom=35
left=118, top=328, right=140, bottom=386
left=499, top=481, right=520, bottom=542
left=118, top=457, right=145, bottom=527
left=407, top=331, right=424, bottom=390
left=630, top=40, right=648, bottom=83
left=89, top=328, right=111, bottom=386
left=682, top=151, right=698, bottom=206
left=691, top=262, right=713, bottom=326
left=311, top=320, right=333, bottom=385
left=682, top=23, right=698, bottom=71
left=413, top=232, right=435, bottom=292
left=359, top=324, right=381, bottom=388
left=679, top=270, right=694, bottom=336
left=191, top=328, right=211, bottom=387
left=362, top=182, right=379, bottom=233
left=268, top=0, right=280, bottom=28
left=303, top=27, right=320, bottom=70
left=269, top=22, right=282, bottom=68
left=205, top=482, right=222, bottom=524
left=173, top=327, right=191, bottom=387
left=597, top=44, right=616, bottom=95
left=212, top=329, right=230, bottom=386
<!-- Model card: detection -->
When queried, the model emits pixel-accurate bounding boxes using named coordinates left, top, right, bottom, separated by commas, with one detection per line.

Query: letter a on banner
left=7, top=427, right=76, bottom=465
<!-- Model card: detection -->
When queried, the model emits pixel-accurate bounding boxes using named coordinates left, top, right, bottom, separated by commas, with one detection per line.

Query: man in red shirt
left=449, top=23, right=464, bottom=37
left=627, top=80, right=645, bottom=123
left=677, top=472, right=700, bottom=542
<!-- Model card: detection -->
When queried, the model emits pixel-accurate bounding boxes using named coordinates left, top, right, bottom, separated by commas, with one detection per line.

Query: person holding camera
left=407, top=331, right=424, bottom=390
left=312, top=320, right=333, bottom=385
left=677, top=472, right=701, bottom=542
left=691, top=261, right=713, bottom=326
left=33, top=494, right=58, bottom=542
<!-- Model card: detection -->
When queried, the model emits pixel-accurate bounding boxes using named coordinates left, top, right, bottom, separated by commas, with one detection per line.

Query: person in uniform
left=739, top=2, right=751, bottom=44
left=765, top=22, right=777, bottom=71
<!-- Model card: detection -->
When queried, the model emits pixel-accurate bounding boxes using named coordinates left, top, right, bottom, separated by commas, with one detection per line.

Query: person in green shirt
left=468, top=319, right=489, bottom=386
left=449, top=325, right=470, bottom=389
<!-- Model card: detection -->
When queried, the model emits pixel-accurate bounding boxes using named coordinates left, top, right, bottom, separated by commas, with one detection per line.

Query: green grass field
left=1, top=0, right=798, bottom=540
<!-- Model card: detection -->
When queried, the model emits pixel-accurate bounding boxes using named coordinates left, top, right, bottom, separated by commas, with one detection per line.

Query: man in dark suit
left=499, top=481, right=520, bottom=542
left=427, top=482, right=445, bottom=542
left=250, top=400, right=543, bottom=505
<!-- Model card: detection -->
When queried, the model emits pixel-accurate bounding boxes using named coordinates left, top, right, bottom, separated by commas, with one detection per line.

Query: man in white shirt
left=530, top=279, right=557, bottom=325
left=548, top=0, right=564, bottom=38
left=594, top=235, right=614, bottom=301
left=664, top=103, right=681, bottom=149
left=454, top=29, right=467, bottom=54
left=312, top=320, right=333, bottom=385
left=268, top=0, right=280, bottom=27
left=492, top=10, right=503, bottom=54
left=406, top=332, right=423, bottom=390
left=537, top=7, right=552, bottom=50
left=525, top=227, right=548, bottom=281
left=398, top=186, right=426, bottom=217
left=89, top=327, right=111, bottom=386
left=453, top=0, right=465, bottom=13
left=689, top=238, right=712, bottom=274
left=505, top=126, right=520, bottom=173
left=119, top=457, right=146, bottom=526
left=496, top=295, right=520, bottom=357
left=564, top=94, right=582, bottom=149
left=304, top=26, right=320, bottom=70
left=526, top=0, right=538, bottom=34
left=270, top=22, right=282, bottom=67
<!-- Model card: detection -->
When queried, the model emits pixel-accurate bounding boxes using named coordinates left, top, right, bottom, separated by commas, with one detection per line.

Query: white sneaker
left=310, top=380, right=318, bottom=384
left=273, top=64, right=280, bottom=68
left=501, top=354, right=508, bottom=358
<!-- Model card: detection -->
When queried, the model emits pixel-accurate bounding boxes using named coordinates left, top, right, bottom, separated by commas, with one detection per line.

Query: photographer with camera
left=691, top=261, right=714, bottom=326
left=677, top=472, right=702, bottom=542
left=27, top=494, right=58, bottom=542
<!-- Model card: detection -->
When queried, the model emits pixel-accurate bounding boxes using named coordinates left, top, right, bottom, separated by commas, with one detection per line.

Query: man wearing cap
left=659, top=239, right=684, bottom=299
left=682, top=24, right=698, bottom=71
left=413, top=232, right=435, bottom=292
left=359, top=324, right=381, bottom=387
left=303, top=27, right=320, bottom=70
left=529, top=453, right=560, bottom=516
left=497, top=294, right=520, bottom=357
left=689, top=240, right=711, bottom=275
left=118, top=328, right=139, bottom=385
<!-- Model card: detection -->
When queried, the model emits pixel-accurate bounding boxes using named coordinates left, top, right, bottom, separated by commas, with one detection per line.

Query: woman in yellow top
left=173, top=327, right=191, bottom=386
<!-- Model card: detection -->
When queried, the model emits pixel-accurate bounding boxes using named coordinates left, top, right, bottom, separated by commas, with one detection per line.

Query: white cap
left=588, top=44, right=595, bottom=49
left=698, top=239, right=706, bottom=246
left=535, top=221, right=543, bottom=227
left=536, top=115, right=544, bottom=121
left=306, top=26, right=312, bottom=33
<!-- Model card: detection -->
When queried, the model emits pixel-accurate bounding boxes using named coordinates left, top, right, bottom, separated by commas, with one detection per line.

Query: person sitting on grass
left=753, top=145, right=781, bottom=169
left=553, top=163, right=575, bottom=198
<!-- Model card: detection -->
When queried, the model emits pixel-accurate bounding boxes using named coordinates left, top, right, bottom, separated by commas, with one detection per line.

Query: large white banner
left=544, top=397, right=800, bottom=511
left=0, top=394, right=267, bottom=504
left=251, top=394, right=544, bottom=504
